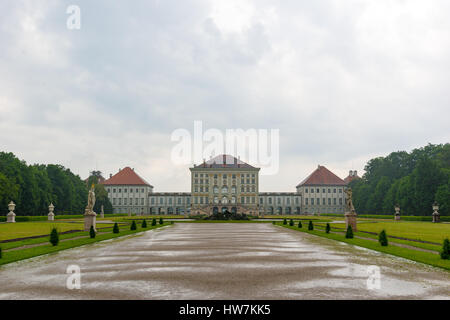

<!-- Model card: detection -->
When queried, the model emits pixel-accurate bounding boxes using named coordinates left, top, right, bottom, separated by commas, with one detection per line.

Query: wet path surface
left=0, top=223, right=449, bottom=299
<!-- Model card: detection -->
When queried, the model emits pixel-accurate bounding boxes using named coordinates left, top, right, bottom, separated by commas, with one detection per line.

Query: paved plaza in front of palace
left=0, top=223, right=449, bottom=299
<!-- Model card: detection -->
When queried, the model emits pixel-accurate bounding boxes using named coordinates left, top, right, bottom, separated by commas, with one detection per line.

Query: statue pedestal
left=432, top=212, right=440, bottom=223
left=345, top=211, right=357, bottom=232
left=48, top=213, right=55, bottom=221
left=6, top=211, right=16, bottom=223
left=84, top=210, right=97, bottom=231
left=394, top=214, right=401, bottom=221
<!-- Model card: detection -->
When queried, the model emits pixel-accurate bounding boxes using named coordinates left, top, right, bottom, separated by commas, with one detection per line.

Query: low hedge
left=320, top=213, right=450, bottom=222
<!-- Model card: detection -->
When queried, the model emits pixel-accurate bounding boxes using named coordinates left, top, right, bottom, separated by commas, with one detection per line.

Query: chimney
left=349, top=170, right=353, bottom=176
left=119, top=168, right=121, bottom=172
left=223, top=154, right=226, bottom=165
left=110, top=174, right=112, bottom=178
left=354, top=170, right=357, bottom=177
left=234, top=157, right=237, bottom=165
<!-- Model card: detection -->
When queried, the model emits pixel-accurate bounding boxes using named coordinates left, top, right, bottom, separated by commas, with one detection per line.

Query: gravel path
left=0, top=223, right=448, bottom=300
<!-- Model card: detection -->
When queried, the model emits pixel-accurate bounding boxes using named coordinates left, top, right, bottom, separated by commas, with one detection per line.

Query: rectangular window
left=334, top=188, right=337, bottom=193
left=141, top=198, right=144, bottom=205
left=252, top=197, right=255, bottom=204
left=339, top=198, right=343, bottom=205
left=311, top=188, right=314, bottom=193
left=311, top=198, right=314, bottom=205
left=135, top=198, right=138, bottom=205
left=317, top=188, right=320, bottom=193
left=322, top=198, right=326, bottom=205
left=339, top=189, right=342, bottom=193
left=333, top=198, right=337, bottom=205
left=305, top=198, right=309, bottom=205
left=124, top=198, right=127, bottom=205
left=328, top=198, right=331, bottom=205
left=305, top=188, right=308, bottom=193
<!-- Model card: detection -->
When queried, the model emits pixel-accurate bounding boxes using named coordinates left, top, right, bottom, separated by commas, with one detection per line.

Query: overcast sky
left=0, top=0, right=449, bottom=192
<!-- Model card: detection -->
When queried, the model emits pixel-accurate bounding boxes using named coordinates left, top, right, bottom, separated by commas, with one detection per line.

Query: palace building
left=102, top=155, right=352, bottom=216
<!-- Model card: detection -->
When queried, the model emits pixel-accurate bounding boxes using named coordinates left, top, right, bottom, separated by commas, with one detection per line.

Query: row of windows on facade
left=304, top=198, right=343, bottom=205
left=194, top=185, right=257, bottom=193
left=193, top=196, right=256, bottom=205
left=193, top=178, right=256, bottom=185
left=260, top=197, right=300, bottom=205
left=112, top=198, right=146, bottom=205
left=107, top=188, right=146, bottom=194
left=150, top=198, right=191, bottom=205
left=304, top=188, right=343, bottom=194
left=194, top=173, right=256, bottom=179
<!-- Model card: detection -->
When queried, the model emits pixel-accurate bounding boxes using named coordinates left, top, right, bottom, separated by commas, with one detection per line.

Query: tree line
left=0, top=152, right=112, bottom=216
left=350, top=143, right=450, bottom=216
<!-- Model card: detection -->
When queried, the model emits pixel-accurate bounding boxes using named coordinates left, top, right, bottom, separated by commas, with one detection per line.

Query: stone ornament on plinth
left=432, top=202, right=440, bottom=223
left=100, top=205, right=104, bottom=218
left=48, top=203, right=55, bottom=221
left=344, top=188, right=357, bottom=232
left=394, top=205, right=401, bottom=221
left=7, top=201, right=16, bottom=223
left=84, top=185, right=97, bottom=231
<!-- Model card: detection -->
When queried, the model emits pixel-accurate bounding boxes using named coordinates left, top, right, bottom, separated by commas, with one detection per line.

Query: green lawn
left=319, top=221, right=450, bottom=244
left=0, top=223, right=171, bottom=266
left=0, top=222, right=88, bottom=241
left=278, top=223, right=450, bottom=271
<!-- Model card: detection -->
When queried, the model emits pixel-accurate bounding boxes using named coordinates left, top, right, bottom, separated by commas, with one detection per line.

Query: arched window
left=214, top=196, right=219, bottom=204
left=213, top=186, right=219, bottom=194
left=231, top=196, right=236, bottom=204
left=222, top=186, right=228, bottom=194
left=222, top=196, right=228, bottom=204
left=231, top=186, right=236, bottom=194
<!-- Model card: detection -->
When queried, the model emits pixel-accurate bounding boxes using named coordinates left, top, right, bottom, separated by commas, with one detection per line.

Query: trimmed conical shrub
left=345, top=225, right=353, bottom=239
left=326, top=223, right=331, bottom=234
left=50, top=228, right=59, bottom=246
left=378, top=230, right=388, bottom=246
left=308, top=221, right=313, bottom=230
left=441, top=238, right=450, bottom=260
left=89, top=225, right=96, bottom=239
left=142, top=219, right=148, bottom=228
left=283, top=218, right=287, bottom=225
left=298, top=221, right=302, bottom=228
left=289, top=219, right=294, bottom=226
left=159, top=217, right=164, bottom=225
left=131, top=220, right=137, bottom=231
left=113, top=222, right=119, bottom=234
left=152, top=218, right=157, bottom=226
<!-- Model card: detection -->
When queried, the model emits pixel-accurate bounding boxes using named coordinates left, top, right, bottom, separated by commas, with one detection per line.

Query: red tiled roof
left=344, top=175, right=360, bottom=184
left=101, top=167, right=153, bottom=187
left=297, top=165, right=346, bottom=187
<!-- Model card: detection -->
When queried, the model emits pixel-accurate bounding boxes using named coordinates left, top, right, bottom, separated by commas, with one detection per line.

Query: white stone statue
left=48, top=203, right=55, bottom=221
left=345, top=188, right=356, bottom=213
left=84, top=185, right=97, bottom=231
left=7, top=201, right=16, bottom=223
left=85, top=184, right=96, bottom=214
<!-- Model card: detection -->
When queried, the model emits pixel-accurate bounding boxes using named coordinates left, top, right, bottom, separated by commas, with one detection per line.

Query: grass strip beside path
left=0, top=223, right=171, bottom=266
left=278, top=223, right=450, bottom=271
